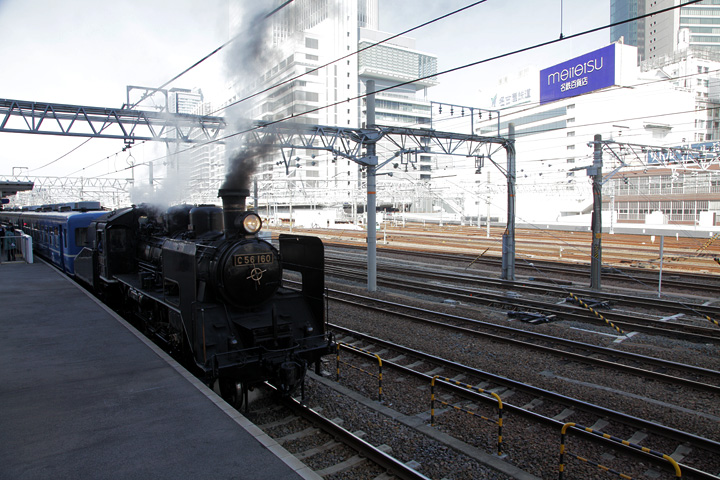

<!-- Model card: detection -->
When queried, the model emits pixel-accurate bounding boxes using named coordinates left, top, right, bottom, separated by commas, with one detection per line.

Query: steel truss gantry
left=244, top=117, right=516, bottom=289
left=598, top=140, right=720, bottom=184
left=249, top=122, right=508, bottom=167
left=0, top=98, right=226, bottom=144
left=580, top=138, right=720, bottom=291
left=2, top=175, right=132, bottom=209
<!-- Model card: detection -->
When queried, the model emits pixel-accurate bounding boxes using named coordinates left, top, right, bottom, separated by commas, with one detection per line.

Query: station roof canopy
left=0, top=181, right=34, bottom=198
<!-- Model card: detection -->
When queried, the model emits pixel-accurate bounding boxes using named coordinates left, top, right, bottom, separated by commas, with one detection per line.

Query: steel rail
left=326, top=253, right=720, bottom=319
left=330, top=325, right=720, bottom=479
left=323, top=241, right=720, bottom=294
left=324, top=264, right=720, bottom=344
left=327, top=290, right=720, bottom=392
left=265, top=383, right=431, bottom=480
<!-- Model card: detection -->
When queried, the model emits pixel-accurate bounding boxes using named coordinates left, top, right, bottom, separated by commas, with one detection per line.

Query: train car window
left=75, top=228, right=89, bottom=247
left=63, top=228, right=68, bottom=248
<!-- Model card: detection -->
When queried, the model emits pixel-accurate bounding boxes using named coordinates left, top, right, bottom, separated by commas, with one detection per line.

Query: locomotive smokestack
left=218, top=188, right=250, bottom=237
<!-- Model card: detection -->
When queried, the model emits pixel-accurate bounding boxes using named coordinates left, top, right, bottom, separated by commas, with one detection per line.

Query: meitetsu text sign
left=540, top=44, right=617, bottom=104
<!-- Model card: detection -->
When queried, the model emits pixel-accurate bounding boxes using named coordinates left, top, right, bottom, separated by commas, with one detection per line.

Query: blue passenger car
left=0, top=202, right=107, bottom=275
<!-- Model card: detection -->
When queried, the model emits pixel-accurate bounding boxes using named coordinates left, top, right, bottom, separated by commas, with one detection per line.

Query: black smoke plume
left=221, top=137, right=275, bottom=191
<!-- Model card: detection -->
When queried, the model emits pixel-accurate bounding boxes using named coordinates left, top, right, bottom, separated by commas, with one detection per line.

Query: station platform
left=0, top=260, right=317, bottom=480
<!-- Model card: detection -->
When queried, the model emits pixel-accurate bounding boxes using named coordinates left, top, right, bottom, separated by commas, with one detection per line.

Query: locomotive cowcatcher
left=74, top=188, right=335, bottom=407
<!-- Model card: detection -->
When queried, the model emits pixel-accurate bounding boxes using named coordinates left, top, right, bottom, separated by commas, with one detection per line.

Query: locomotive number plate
left=233, top=253, right=274, bottom=266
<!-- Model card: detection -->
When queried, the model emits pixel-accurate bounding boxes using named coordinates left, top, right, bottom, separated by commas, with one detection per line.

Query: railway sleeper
left=256, top=415, right=299, bottom=430
left=275, top=426, right=320, bottom=444
left=522, top=398, right=544, bottom=410
left=295, top=439, right=342, bottom=460
left=314, top=444, right=392, bottom=478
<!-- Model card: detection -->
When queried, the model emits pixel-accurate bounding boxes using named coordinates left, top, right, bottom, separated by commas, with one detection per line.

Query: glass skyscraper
left=610, top=0, right=645, bottom=61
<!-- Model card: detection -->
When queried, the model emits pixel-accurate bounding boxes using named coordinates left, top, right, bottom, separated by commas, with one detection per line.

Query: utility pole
left=366, top=80, right=378, bottom=292
left=590, top=134, right=603, bottom=290
left=501, top=123, right=516, bottom=281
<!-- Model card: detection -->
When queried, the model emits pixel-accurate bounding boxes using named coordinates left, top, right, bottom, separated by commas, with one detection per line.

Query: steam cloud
left=221, top=4, right=281, bottom=192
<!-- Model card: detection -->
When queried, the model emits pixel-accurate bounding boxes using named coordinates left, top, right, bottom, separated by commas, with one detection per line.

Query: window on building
left=567, top=131, right=575, bottom=137
left=567, top=145, right=575, bottom=150
left=306, top=54, right=318, bottom=61
left=305, top=38, right=319, bottom=49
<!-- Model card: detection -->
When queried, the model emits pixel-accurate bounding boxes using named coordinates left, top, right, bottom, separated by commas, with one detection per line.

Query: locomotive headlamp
left=241, top=213, right=262, bottom=234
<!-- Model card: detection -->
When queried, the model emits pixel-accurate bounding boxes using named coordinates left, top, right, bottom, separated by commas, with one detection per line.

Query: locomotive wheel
left=218, top=378, right=245, bottom=410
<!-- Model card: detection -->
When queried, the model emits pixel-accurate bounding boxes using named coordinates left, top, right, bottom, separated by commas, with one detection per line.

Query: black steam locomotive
left=73, top=188, right=335, bottom=407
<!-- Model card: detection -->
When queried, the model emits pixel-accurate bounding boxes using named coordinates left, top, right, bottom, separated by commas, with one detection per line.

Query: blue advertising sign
left=540, top=44, right=616, bottom=104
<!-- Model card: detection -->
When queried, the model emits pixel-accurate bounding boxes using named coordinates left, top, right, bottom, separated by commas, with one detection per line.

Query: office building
left=610, top=0, right=646, bottom=60
left=219, top=0, right=439, bottom=219
left=475, top=42, right=720, bottom=225
left=610, top=1, right=720, bottom=63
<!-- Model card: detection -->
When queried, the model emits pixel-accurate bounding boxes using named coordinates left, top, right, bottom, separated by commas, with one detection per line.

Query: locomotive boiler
left=74, top=188, right=335, bottom=407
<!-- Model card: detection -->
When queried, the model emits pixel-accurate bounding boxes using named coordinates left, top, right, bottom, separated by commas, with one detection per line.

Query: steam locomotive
left=1, top=189, right=335, bottom=407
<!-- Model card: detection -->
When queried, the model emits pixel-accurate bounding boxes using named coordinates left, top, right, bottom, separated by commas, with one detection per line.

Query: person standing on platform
left=3, top=229, right=16, bottom=261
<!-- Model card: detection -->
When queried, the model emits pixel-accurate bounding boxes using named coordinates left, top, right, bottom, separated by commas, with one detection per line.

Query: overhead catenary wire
left=32, top=0, right=299, bottom=174
left=115, top=0, right=704, bottom=171
left=62, top=0, right=704, bottom=181
left=36, top=0, right=490, bottom=176
left=42, top=0, right=700, bottom=177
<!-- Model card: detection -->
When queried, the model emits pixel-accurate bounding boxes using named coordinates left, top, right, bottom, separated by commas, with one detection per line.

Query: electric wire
left=134, top=0, right=705, bottom=164
left=37, top=0, right=489, bottom=176
left=63, top=0, right=705, bottom=182
left=32, top=0, right=298, bottom=174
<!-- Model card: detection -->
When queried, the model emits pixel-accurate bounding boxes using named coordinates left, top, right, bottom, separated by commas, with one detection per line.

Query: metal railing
left=0, top=232, right=32, bottom=264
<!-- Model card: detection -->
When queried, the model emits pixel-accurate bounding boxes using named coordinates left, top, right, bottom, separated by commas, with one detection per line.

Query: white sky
left=0, top=0, right=610, bottom=180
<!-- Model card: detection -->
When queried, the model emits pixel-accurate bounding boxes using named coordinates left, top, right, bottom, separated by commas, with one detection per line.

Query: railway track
left=326, top=289, right=720, bottom=394
left=279, top=273, right=719, bottom=478
left=323, top=259, right=720, bottom=344
left=247, top=383, right=431, bottom=480
left=322, top=241, right=720, bottom=294
left=327, top=252, right=720, bottom=319
left=328, top=324, right=720, bottom=479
